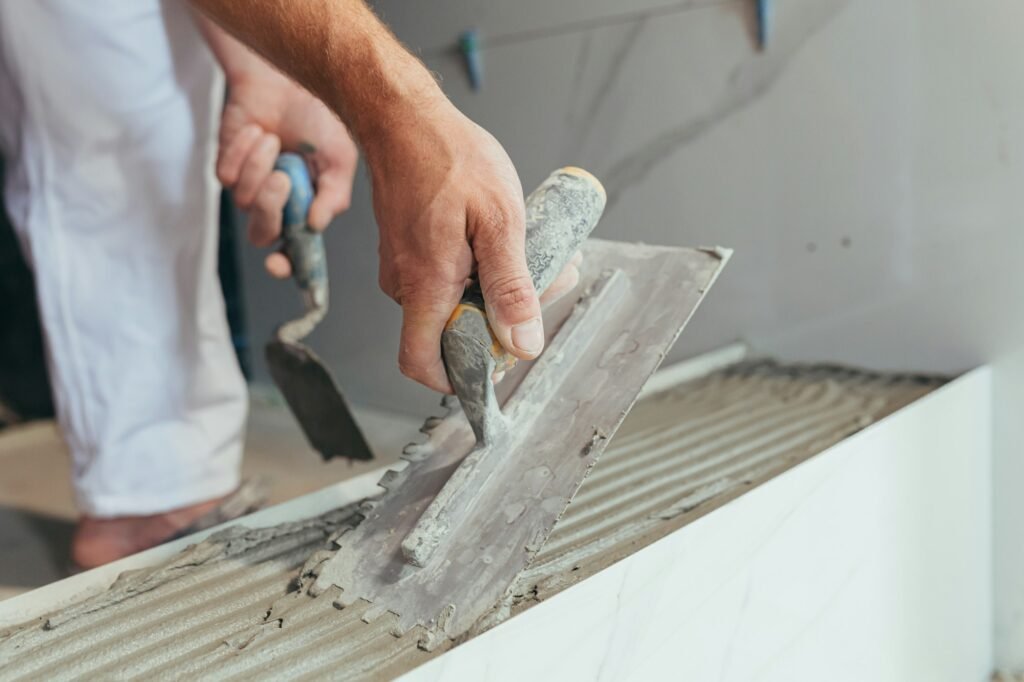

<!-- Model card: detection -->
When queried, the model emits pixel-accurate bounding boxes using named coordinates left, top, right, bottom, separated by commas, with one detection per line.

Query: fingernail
left=492, top=370, right=506, bottom=384
left=511, top=318, right=544, bottom=355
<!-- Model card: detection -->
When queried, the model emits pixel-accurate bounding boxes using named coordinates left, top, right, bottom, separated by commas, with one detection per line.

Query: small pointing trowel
left=263, top=153, right=374, bottom=462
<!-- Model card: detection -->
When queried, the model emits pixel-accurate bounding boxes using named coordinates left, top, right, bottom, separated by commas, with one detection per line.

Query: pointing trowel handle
left=444, top=167, right=607, bottom=381
left=274, top=153, right=329, bottom=311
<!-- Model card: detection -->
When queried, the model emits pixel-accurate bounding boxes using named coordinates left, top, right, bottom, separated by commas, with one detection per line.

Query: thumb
left=472, top=210, right=544, bottom=360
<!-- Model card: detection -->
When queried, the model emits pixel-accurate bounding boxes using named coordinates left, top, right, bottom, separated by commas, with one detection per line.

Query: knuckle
left=263, top=181, right=288, bottom=209
left=397, top=351, right=427, bottom=382
left=215, top=162, right=233, bottom=186
left=473, top=201, right=519, bottom=241
left=254, top=188, right=275, bottom=212
left=483, top=273, right=536, bottom=312
left=378, top=272, right=396, bottom=300
left=388, top=261, right=433, bottom=303
left=397, top=358, right=418, bottom=380
left=242, top=152, right=265, bottom=177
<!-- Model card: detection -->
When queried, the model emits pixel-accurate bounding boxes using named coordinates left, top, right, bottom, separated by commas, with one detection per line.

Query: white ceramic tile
left=402, top=368, right=993, bottom=682
left=994, top=347, right=1024, bottom=671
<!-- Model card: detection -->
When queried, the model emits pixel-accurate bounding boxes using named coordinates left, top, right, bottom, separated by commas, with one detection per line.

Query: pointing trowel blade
left=265, top=340, right=375, bottom=462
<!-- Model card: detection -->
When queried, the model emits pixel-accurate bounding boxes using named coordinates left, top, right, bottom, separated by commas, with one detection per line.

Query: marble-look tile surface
left=994, top=348, right=1024, bottom=672
left=401, top=369, right=993, bottom=682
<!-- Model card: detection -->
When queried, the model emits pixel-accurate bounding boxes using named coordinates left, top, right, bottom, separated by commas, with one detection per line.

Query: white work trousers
left=0, top=1, right=247, bottom=516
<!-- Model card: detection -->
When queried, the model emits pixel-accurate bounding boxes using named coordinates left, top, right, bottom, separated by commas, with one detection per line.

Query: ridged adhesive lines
left=0, top=361, right=943, bottom=681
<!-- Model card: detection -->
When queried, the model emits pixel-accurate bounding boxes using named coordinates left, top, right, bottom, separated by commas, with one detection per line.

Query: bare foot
left=72, top=495, right=229, bottom=570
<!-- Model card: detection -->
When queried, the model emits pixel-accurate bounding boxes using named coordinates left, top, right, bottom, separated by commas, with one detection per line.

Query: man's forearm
left=191, top=0, right=443, bottom=154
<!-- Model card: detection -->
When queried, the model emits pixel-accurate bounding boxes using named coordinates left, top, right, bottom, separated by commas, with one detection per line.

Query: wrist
left=355, top=78, right=454, bottom=167
left=321, top=29, right=449, bottom=160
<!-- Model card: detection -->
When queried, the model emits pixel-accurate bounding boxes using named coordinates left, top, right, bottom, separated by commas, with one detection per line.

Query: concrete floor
left=0, top=399, right=419, bottom=602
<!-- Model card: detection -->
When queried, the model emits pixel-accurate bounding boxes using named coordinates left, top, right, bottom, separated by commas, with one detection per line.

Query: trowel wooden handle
left=275, top=153, right=328, bottom=310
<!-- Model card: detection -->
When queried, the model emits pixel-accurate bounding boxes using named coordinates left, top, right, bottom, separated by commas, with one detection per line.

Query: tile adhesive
left=0, top=361, right=944, bottom=680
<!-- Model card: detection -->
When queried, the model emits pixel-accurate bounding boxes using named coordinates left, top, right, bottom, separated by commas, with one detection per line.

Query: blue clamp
left=459, top=29, right=483, bottom=91
left=756, top=0, right=772, bottom=50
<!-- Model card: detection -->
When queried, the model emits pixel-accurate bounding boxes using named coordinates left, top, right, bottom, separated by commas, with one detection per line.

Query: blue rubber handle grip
left=274, top=153, right=328, bottom=301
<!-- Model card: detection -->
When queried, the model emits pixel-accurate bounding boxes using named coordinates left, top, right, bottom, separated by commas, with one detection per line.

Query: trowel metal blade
left=265, top=340, right=375, bottom=461
left=310, top=240, right=730, bottom=639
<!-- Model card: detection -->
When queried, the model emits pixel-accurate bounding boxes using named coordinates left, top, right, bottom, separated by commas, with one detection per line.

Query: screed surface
left=0, top=362, right=943, bottom=681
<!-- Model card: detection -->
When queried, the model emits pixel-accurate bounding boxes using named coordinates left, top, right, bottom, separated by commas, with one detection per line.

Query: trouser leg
left=0, top=0, right=247, bottom=516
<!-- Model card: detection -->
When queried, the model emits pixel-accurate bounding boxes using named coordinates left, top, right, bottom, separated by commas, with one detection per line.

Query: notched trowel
left=264, top=153, right=374, bottom=462
left=311, top=167, right=730, bottom=642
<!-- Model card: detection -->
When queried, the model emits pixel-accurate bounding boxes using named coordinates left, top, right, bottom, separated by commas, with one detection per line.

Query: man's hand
left=195, top=15, right=358, bottom=278
left=218, top=72, right=358, bottom=278
left=370, top=103, right=555, bottom=393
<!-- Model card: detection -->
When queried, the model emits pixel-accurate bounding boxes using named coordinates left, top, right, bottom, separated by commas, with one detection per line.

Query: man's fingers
left=247, top=170, right=291, bottom=247
left=265, top=252, right=292, bottom=279
left=217, top=124, right=263, bottom=186
left=233, top=133, right=281, bottom=209
left=472, top=207, right=544, bottom=360
left=398, top=300, right=458, bottom=394
left=539, top=263, right=580, bottom=307
left=538, top=250, right=584, bottom=306
left=307, top=168, right=353, bottom=230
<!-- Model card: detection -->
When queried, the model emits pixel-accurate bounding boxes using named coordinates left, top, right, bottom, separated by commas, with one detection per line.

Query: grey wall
left=242, top=0, right=1024, bottom=415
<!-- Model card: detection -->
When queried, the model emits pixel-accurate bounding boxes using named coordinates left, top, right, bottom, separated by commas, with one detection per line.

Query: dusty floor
left=0, top=399, right=417, bottom=602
